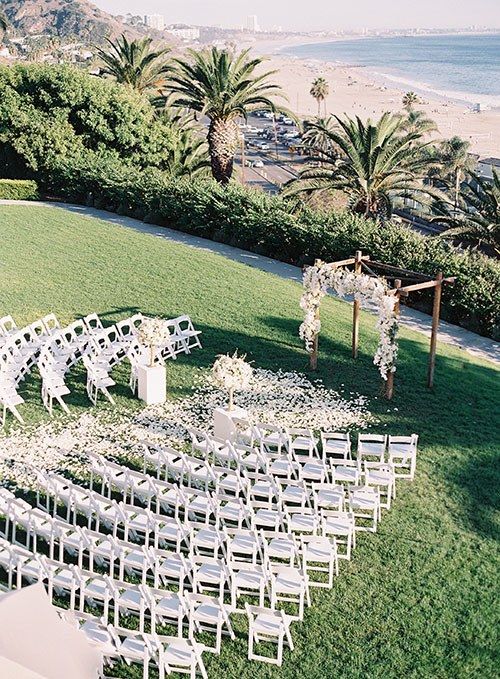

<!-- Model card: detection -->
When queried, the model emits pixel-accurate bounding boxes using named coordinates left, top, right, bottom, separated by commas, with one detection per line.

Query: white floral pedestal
left=137, top=365, right=166, bottom=405
left=213, top=406, right=247, bottom=443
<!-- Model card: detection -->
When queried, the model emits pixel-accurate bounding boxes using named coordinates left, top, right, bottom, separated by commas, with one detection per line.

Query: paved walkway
left=2, top=199, right=499, bottom=365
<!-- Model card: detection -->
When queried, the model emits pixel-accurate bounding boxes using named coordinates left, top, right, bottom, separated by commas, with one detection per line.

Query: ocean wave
left=373, top=72, right=500, bottom=109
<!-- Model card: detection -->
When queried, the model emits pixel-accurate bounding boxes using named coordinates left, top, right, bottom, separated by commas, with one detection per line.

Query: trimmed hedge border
left=43, top=158, right=500, bottom=340
left=0, top=179, right=39, bottom=201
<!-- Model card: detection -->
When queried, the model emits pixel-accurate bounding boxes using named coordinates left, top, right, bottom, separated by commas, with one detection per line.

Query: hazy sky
left=94, top=0, right=500, bottom=31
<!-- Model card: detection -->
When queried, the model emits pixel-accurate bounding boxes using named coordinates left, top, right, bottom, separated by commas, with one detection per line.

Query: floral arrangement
left=299, top=262, right=399, bottom=380
left=211, top=351, right=253, bottom=410
left=137, top=317, right=171, bottom=367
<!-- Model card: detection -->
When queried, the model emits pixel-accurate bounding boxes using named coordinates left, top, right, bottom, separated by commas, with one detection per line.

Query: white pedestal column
left=213, top=406, right=248, bottom=443
left=137, top=365, right=166, bottom=405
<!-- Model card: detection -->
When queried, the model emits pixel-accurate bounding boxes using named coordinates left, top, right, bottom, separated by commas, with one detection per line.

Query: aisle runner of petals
left=0, top=369, right=376, bottom=487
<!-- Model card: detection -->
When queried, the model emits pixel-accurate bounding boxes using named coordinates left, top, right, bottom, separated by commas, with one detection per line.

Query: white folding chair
left=358, top=434, right=387, bottom=462
left=245, top=603, right=294, bottom=667
left=321, top=432, right=351, bottom=461
left=387, top=434, right=419, bottom=480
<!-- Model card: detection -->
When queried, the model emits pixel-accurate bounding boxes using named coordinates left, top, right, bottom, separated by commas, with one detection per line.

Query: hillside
left=1, top=0, right=148, bottom=42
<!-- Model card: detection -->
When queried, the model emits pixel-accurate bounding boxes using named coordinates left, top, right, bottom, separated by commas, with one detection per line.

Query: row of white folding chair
left=189, top=429, right=400, bottom=508
left=37, top=313, right=112, bottom=414
left=0, top=315, right=62, bottom=425
left=34, top=455, right=368, bottom=555
left=0, top=517, right=312, bottom=625
left=0, top=541, right=209, bottom=676
left=180, top=437, right=393, bottom=515
left=231, top=421, right=418, bottom=473
left=26, top=476, right=346, bottom=585
left=87, top=450, right=381, bottom=536
left=62, top=610, right=210, bottom=678
left=24, top=481, right=339, bottom=593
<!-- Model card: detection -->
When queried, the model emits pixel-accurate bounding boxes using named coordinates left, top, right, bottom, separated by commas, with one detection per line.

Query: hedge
left=43, top=156, right=500, bottom=340
left=0, top=179, right=39, bottom=201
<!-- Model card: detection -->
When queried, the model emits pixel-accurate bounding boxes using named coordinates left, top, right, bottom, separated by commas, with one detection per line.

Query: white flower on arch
left=299, top=262, right=400, bottom=380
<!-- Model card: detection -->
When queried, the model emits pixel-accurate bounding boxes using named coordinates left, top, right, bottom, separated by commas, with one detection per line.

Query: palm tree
left=433, top=170, right=500, bottom=254
left=402, top=109, right=438, bottom=136
left=439, top=136, right=476, bottom=210
left=402, top=91, right=419, bottom=111
left=285, top=112, right=440, bottom=220
left=96, top=35, right=171, bottom=94
left=310, top=77, right=329, bottom=117
left=302, top=116, right=339, bottom=160
left=167, top=47, right=287, bottom=183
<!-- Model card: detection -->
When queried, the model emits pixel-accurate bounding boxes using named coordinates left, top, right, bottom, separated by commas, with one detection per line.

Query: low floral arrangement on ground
left=0, top=368, right=378, bottom=488
left=137, top=317, right=171, bottom=366
left=300, top=263, right=399, bottom=380
left=211, top=352, right=253, bottom=410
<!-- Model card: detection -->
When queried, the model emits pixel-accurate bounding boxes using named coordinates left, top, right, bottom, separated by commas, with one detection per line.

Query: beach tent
left=0, top=583, right=102, bottom=679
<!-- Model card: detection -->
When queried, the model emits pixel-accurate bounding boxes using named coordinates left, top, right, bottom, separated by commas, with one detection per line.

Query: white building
left=166, top=24, right=200, bottom=41
left=246, top=15, right=260, bottom=32
left=144, top=14, right=165, bottom=30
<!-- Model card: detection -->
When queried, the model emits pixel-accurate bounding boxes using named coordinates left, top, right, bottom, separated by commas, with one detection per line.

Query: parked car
left=246, top=126, right=259, bottom=133
left=258, top=143, right=270, bottom=151
left=252, top=160, right=264, bottom=168
left=283, top=117, right=294, bottom=125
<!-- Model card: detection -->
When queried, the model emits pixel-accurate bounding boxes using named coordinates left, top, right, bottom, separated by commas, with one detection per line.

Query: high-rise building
left=144, top=14, right=165, bottom=30
left=246, top=15, right=260, bottom=33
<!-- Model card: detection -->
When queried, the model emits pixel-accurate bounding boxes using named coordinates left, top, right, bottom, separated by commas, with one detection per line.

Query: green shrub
left=0, top=179, right=39, bottom=200
left=0, top=64, right=178, bottom=179
left=42, top=156, right=500, bottom=339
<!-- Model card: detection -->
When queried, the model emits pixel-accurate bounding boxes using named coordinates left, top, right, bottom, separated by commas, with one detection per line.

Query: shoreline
left=245, top=36, right=500, bottom=158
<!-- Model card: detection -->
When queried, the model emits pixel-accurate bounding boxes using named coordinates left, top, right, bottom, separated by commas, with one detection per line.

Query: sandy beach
left=245, top=38, right=500, bottom=159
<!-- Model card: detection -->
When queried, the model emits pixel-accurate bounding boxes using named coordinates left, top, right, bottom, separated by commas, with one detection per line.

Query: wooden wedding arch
left=307, top=251, right=455, bottom=399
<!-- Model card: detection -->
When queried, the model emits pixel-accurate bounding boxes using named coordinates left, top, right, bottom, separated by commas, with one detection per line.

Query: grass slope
left=0, top=205, right=499, bottom=678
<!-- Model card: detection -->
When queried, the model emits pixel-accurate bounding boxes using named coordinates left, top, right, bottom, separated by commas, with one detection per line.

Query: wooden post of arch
left=352, top=250, right=362, bottom=358
left=385, top=278, right=401, bottom=400
left=309, top=259, right=322, bottom=371
left=427, top=272, right=443, bottom=389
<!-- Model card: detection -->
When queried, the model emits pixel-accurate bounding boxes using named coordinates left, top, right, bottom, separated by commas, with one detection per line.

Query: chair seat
left=316, top=489, right=343, bottom=507
left=120, top=636, right=147, bottom=659
left=156, top=595, right=183, bottom=617
left=117, top=588, right=142, bottom=608
left=253, top=613, right=283, bottom=637
left=196, top=563, right=224, bottom=582
left=268, top=537, right=295, bottom=558
left=304, top=539, right=334, bottom=562
left=230, top=534, right=258, bottom=553
left=193, top=602, right=221, bottom=623
left=81, top=622, right=115, bottom=653
left=163, top=640, right=195, bottom=667
left=234, top=570, right=263, bottom=588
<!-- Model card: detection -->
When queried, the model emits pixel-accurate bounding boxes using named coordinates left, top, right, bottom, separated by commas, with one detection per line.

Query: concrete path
left=2, top=199, right=499, bottom=366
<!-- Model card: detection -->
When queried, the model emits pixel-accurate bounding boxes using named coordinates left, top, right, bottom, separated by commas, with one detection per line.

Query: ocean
left=281, top=34, right=500, bottom=108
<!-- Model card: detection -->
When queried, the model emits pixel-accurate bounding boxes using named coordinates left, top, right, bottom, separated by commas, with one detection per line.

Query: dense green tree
left=0, top=64, right=182, bottom=179
left=167, top=47, right=287, bottom=183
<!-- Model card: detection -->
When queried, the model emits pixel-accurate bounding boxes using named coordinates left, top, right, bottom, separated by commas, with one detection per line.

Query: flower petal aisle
left=0, top=368, right=376, bottom=486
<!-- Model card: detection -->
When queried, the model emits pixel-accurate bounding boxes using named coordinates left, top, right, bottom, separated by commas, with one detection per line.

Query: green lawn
left=0, top=204, right=499, bottom=678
